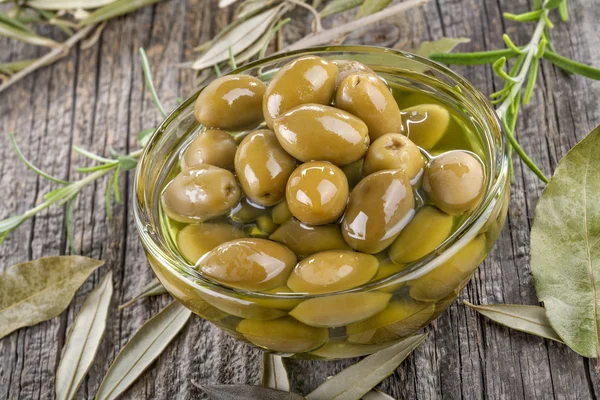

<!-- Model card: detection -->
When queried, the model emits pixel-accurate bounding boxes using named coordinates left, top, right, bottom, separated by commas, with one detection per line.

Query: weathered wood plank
left=1, top=0, right=600, bottom=399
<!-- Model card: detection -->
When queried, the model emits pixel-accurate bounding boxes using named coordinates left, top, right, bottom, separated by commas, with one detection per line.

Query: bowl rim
left=133, top=44, right=509, bottom=300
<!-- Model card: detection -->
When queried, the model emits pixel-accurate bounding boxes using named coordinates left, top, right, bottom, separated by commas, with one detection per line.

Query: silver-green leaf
left=355, top=0, right=391, bottom=19
left=95, top=301, right=192, bottom=400
left=0, top=256, right=104, bottom=339
left=118, top=278, right=168, bottom=309
left=261, top=353, right=290, bottom=392
left=56, top=271, right=114, bottom=400
left=411, top=37, right=471, bottom=58
left=80, top=0, right=161, bottom=25
left=319, top=0, right=364, bottom=17
left=363, top=389, right=396, bottom=400
left=27, top=0, right=117, bottom=10
left=0, top=12, right=60, bottom=47
left=192, top=383, right=304, bottom=400
left=530, top=124, right=600, bottom=359
left=464, top=301, right=563, bottom=343
left=306, top=333, right=427, bottom=400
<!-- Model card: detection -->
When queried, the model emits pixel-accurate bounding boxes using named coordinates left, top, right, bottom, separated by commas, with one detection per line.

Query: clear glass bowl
left=133, top=45, right=509, bottom=360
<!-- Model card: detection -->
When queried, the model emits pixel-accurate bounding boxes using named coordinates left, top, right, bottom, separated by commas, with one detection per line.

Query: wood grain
left=1, top=0, right=599, bottom=398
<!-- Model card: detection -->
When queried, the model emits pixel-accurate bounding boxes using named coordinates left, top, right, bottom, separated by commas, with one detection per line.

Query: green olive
left=289, top=292, right=392, bottom=328
left=273, top=104, right=369, bottom=166
left=253, top=286, right=303, bottom=311
left=341, top=158, right=364, bottom=189
left=332, top=59, right=374, bottom=86
left=256, top=214, right=278, bottom=234
left=286, top=161, right=349, bottom=225
left=308, top=339, right=401, bottom=359
left=347, top=298, right=435, bottom=344
left=197, top=238, right=296, bottom=291
left=181, top=129, right=237, bottom=170
left=401, top=104, right=450, bottom=149
left=423, top=151, right=485, bottom=215
left=235, top=129, right=296, bottom=206
left=409, top=236, right=486, bottom=301
left=263, top=55, right=338, bottom=128
left=342, top=170, right=415, bottom=254
left=271, top=200, right=293, bottom=224
left=389, top=206, right=454, bottom=264
left=177, top=223, right=244, bottom=264
left=237, top=317, right=329, bottom=353
left=194, top=75, right=266, bottom=131
left=162, top=164, right=241, bottom=223
left=372, top=255, right=408, bottom=281
left=198, top=290, right=286, bottom=320
left=269, top=219, right=350, bottom=258
left=335, top=73, right=402, bottom=141
left=363, top=134, right=425, bottom=182
left=287, top=250, right=378, bottom=294
left=230, top=197, right=267, bottom=223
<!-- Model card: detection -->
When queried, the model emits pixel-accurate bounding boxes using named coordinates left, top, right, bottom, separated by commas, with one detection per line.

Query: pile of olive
left=160, top=55, right=486, bottom=351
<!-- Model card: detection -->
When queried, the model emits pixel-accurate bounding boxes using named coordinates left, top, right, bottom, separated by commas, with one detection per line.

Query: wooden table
left=1, top=0, right=599, bottom=398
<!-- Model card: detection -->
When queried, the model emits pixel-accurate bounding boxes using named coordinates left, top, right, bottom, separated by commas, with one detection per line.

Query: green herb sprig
left=0, top=47, right=161, bottom=253
left=430, top=0, right=600, bottom=183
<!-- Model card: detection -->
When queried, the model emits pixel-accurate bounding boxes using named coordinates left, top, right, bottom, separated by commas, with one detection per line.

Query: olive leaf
left=319, top=0, right=364, bottom=17
left=190, top=5, right=284, bottom=70
left=530, top=124, right=600, bottom=359
left=80, top=0, right=162, bottom=25
left=363, top=390, right=396, bottom=400
left=0, top=12, right=60, bottom=47
left=411, top=37, right=471, bottom=58
left=95, top=301, right=192, bottom=400
left=261, top=353, right=290, bottom=392
left=464, top=301, right=563, bottom=343
left=56, top=271, right=113, bottom=400
left=355, top=0, right=391, bottom=19
left=0, top=256, right=104, bottom=339
left=27, top=0, right=117, bottom=10
left=306, top=333, right=427, bottom=400
left=192, top=383, right=304, bottom=400
left=219, top=0, right=240, bottom=7
left=118, top=278, right=168, bottom=309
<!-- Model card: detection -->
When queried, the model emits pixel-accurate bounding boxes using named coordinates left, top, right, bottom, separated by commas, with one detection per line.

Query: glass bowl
left=133, top=45, right=509, bottom=360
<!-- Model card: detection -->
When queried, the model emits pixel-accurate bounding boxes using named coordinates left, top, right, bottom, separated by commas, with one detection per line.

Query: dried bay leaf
left=0, top=256, right=104, bottom=339
left=80, top=0, right=161, bottom=25
left=118, top=278, right=168, bottom=309
left=262, top=353, right=290, bottom=391
left=530, top=125, right=600, bottom=359
left=192, top=383, right=304, bottom=400
left=95, top=301, right=192, bottom=400
left=56, top=271, right=114, bottom=400
left=464, top=301, right=563, bottom=343
left=306, top=333, right=427, bottom=400
left=191, top=5, right=282, bottom=70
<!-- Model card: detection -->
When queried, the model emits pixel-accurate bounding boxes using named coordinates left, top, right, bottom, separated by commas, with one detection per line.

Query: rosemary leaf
left=319, top=0, right=364, bottom=17
left=558, top=0, right=568, bottom=21
left=0, top=12, right=60, bottom=47
left=503, top=10, right=543, bottom=22
left=0, top=256, right=104, bottom=339
left=56, top=271, right=113, bottom=400
left=502, top=120, right=549, bottom=183
left=95, top=301, right=192, bottom=400
left=117, top=155, right=138, bottom=171
left=9, top=132, right=70, bottom=185
left=105, top=171, right=115, bottom=220
left=543, top=51, right=600, bottom=80
left=465, top=301, right=563, bottom=343
left=544, top=0, right=564, bottom=9
left=65, top=196, right=77, bottom=254
left=137, top=128, right=155, bottom=148
left=80, top=0, right=161, bottom=26
left=430, top=47, right=521, bottom=65
left=118, top=278, right=168, bottom=309
left=523, top=60, right=539, bottom=104
left=111, top=166, right=121, bottom=204
left=139, top=47, right=167, bottom=118
left=261, top=353, right=290, bottom=392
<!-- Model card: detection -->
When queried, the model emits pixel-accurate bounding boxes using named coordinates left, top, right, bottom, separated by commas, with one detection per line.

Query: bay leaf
left=80, top=0, right=161, bottom=25
left=363, top=389, right=396, bottom=400
left=320, top=0, right=364, bottom=17
left=355, top=0, right=391, bottom=19
left=262, top=353, right=290, bottom=392
left=192, top=383, right=304, bottom=400
left=118, top=278, right=168, bottom=309
left=27, top=0, right=117, bottom=10
left=191, top=5, right=282, bottom=70
left=306, top=333, right=427, bottom=400
left=530, top=124, right=600, bottom=359
left=411, top=37, right=471, bottom=57
left=56, top=271, right=114, bottom=400
left=464, top=301, right=563, bottom=343
left=95, top=301, right=192, bottom=400
left=0, top=256, right=104, bottom=339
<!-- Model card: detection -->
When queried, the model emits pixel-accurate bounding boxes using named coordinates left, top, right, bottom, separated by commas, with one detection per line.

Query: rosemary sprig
left=0, top=47, right=162, bottom=251
left=430, top=0, right=600, bottom=183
